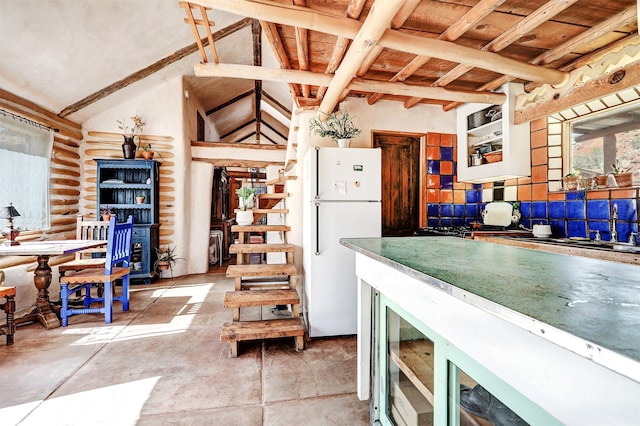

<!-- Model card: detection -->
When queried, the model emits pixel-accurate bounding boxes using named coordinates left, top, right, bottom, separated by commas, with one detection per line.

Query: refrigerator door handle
left=314, top=201, right=320, bottom=255
left=314, top=147, right=320, bottom=200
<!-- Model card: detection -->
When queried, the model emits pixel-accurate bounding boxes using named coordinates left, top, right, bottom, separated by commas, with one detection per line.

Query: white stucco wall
left=82, top=76, right=192, bottom=277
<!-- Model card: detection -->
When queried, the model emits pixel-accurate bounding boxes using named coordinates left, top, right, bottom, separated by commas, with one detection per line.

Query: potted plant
left=612, top=159, right=633, bottom=187
left=235, top=183, right=257, bottom=226
left=594, top=174, right=609, bottom=188
left=309, top=111, right=361, bottom=147
left=140, top=143, right=155, bottom=160
left=100, top=205, right=112, bottom=221
left=136, top=194, right=146, bottom=204
left=116, top=114, right=145, bottom=159
left=562, top=172, right=580, bottom=191
left=154, top=245, right=183, bottom=277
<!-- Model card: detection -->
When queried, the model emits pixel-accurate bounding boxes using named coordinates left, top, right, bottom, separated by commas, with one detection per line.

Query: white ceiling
left=0, top=0, right=292, bottom=140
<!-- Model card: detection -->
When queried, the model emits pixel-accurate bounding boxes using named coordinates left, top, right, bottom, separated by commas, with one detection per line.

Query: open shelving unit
left=96, top=159, right=160, bottom=283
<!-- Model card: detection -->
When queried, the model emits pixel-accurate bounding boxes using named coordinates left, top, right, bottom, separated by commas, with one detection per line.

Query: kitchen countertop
left=473, top=234, right=640, bottom=266
left=340, top=236, right=640, bottom=382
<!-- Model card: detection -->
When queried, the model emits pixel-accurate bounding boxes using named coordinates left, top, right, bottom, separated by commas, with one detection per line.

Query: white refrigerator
left=303, top=147, right=381, bottom=337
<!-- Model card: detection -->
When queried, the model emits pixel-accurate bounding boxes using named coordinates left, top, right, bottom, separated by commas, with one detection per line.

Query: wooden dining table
left=0, top=239, right=107, bottom=329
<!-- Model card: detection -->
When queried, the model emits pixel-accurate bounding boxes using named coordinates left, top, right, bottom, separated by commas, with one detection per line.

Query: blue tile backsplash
left=426, top=189, right=638, bottom=243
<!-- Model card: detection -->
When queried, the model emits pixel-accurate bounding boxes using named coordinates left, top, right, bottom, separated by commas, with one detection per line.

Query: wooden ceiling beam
left=316, top=0, right=367, bottom=100
left=372, top=0, right=506, bottom=106
left=433, top=0, right=579, bottom=88
left=193, top=157, right=284, bottom=168
left=441, top=5, right=638, bottom=112
left=193, top=0, right=568, bottom=86
left=260, top=20, right=301, bottom=100
left=292, top=0, right=310, bottom=98
left=192, top=141, right=285, bottom=149
left=252, top=19, right=262, bottom=143
left=194, top=62, right=505, bottom=104
left=317, top=0, right=409, bottom=117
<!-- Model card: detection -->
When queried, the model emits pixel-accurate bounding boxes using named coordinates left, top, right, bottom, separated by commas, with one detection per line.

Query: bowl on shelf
left=484, top=150, right=502, bottom=163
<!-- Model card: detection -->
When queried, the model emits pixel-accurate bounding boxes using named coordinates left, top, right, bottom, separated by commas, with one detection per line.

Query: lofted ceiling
left=1, top=0, right=638, bottom=147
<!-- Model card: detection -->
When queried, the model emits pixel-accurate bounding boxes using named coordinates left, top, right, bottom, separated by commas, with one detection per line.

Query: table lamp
left=0, top=203, right=21, bottom=246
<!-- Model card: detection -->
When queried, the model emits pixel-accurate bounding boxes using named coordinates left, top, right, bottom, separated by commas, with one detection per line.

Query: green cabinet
left=96, top=159, right=160, bottom=283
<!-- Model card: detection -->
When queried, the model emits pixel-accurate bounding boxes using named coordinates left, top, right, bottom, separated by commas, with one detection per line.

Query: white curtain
left=0, top=113, right=53, bottom=231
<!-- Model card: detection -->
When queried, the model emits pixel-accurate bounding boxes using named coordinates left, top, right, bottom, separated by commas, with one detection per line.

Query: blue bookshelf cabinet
left=95, top=159, right=160, bottom=283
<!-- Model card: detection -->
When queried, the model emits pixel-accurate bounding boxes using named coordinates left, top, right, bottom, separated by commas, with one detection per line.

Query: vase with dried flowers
left=117, top=115, right=145, bottom=159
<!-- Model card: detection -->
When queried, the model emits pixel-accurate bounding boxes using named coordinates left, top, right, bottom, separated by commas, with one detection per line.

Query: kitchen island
left=341, top=236, right=640, bottom=425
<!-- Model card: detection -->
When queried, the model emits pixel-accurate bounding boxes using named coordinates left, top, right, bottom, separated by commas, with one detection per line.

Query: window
left=569, top=101, right=640, bottom=178
left=0, top=111, right=53, bottom=230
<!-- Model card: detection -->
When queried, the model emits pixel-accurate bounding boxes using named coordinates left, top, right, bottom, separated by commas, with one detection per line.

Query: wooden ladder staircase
left=220, top=176, right=305, bottom=357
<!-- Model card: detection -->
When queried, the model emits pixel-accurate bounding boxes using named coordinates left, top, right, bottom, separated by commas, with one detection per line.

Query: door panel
left=374, top=134, right=420, bottom=236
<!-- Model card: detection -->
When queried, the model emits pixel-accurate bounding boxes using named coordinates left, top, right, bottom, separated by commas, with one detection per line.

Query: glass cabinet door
left=385, top=306, right=435, bottom=426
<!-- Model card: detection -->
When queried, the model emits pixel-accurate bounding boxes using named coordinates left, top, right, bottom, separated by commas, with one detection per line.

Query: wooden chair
left=0, top=271, right=16, bottom=345
left=58, top=214, right=110, bottom=277
left=59, top=216, right=133, bottom=326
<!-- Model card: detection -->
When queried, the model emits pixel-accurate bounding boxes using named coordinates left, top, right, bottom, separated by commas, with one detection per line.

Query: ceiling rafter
left=191, top=0, right=569, bottom=87
left=194, top=62, right=506, bottom=105
left=316, top=0, right=367, bottom=100
left=442, top=5, right=638, bottom=112
left=367, top=0, right=507, bottom=107
left=316, top=0, right=409, bottom=117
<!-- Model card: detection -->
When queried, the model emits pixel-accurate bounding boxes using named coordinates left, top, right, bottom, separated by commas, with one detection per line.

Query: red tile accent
left=505, top=178, right=518, bottom=186
left=440, top=133, right=453, bottom=147
left=531, top=129, right=547, bottom=149
left=532, top=183, right=549, bottom=201
left=426, top=146, right=439, bottom=160
left=531, top=165, right=548, bottom=183
left=427, top=175, right=440, bottom=188
left=441, top=190, right=453, bottom=203
left=453, top=181, right=466, bottom=190
left=427, top=189, right=439, bottom=202
left=612, top=188, right=637, bottom=198
left=518, top=184, right=532, bottom=201
left=531, top=147, right=547, bottom=166
left=517, top=176, right=532, bottom=185
left=587, top=190, right=609, bottom=199
left=548, top=192, right=565, bottom=201
left=454, top=189, right=466, bottom=204
left=531, top=118, right=547, bottom=132
left=440, top=161, right=453, bottom=175
left=427, top=133, right=441, bottom=146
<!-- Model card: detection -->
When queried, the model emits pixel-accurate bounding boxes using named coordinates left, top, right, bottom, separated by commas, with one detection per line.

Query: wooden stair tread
left=227, top=264, right=296, bottom=278
left=230, top=243, right=294, bottom=254
left=258, top=193, right=288, bottom=199
left=224, top=289, right=299, bottom=308
left=220, top=318, right=305, bottom=341
left=232, top=224, right=290, bottom=232
left=251, top=208, right=289, bottom=214
left=265, top=176, right=296, bottom=185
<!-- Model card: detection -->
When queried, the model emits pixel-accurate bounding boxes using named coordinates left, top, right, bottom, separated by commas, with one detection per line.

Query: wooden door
left=374, top=133, right=420, bottom=236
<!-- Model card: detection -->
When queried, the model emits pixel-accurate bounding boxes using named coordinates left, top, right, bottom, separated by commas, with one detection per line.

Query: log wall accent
left=83, top=131, right=176, bottom=247
left=0, top=90, right=83, bottom=270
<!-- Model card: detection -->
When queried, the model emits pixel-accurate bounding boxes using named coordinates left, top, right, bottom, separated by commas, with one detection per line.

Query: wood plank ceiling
left=185, top=0, right=638, bottom=119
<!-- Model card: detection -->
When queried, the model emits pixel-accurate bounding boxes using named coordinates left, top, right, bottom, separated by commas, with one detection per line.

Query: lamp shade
left=0, top=203, right=20, bottom=220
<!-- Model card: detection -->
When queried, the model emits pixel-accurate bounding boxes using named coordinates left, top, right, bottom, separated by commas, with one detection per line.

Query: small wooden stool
left=0, top=271, right=16, bottom=345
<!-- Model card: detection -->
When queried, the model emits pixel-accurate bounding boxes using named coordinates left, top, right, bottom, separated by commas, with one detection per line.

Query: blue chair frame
left=59, top=216, right=133, bottom=326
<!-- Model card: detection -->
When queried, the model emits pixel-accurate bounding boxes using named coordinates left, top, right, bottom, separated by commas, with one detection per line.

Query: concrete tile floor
left=0, top=272, right=369, bottom=425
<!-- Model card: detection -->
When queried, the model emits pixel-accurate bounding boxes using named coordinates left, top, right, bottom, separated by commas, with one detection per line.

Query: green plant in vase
left=309, top=111, right=361, bottom=147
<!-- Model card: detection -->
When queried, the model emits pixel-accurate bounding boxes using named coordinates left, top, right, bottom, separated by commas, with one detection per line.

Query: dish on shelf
left=484, top=150, right=502, bottom=163
left=103, top=179, right=124, bottom=184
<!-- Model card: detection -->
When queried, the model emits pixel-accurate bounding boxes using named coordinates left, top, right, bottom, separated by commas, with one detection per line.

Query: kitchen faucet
left=611, top=203, right=618, bottom=243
